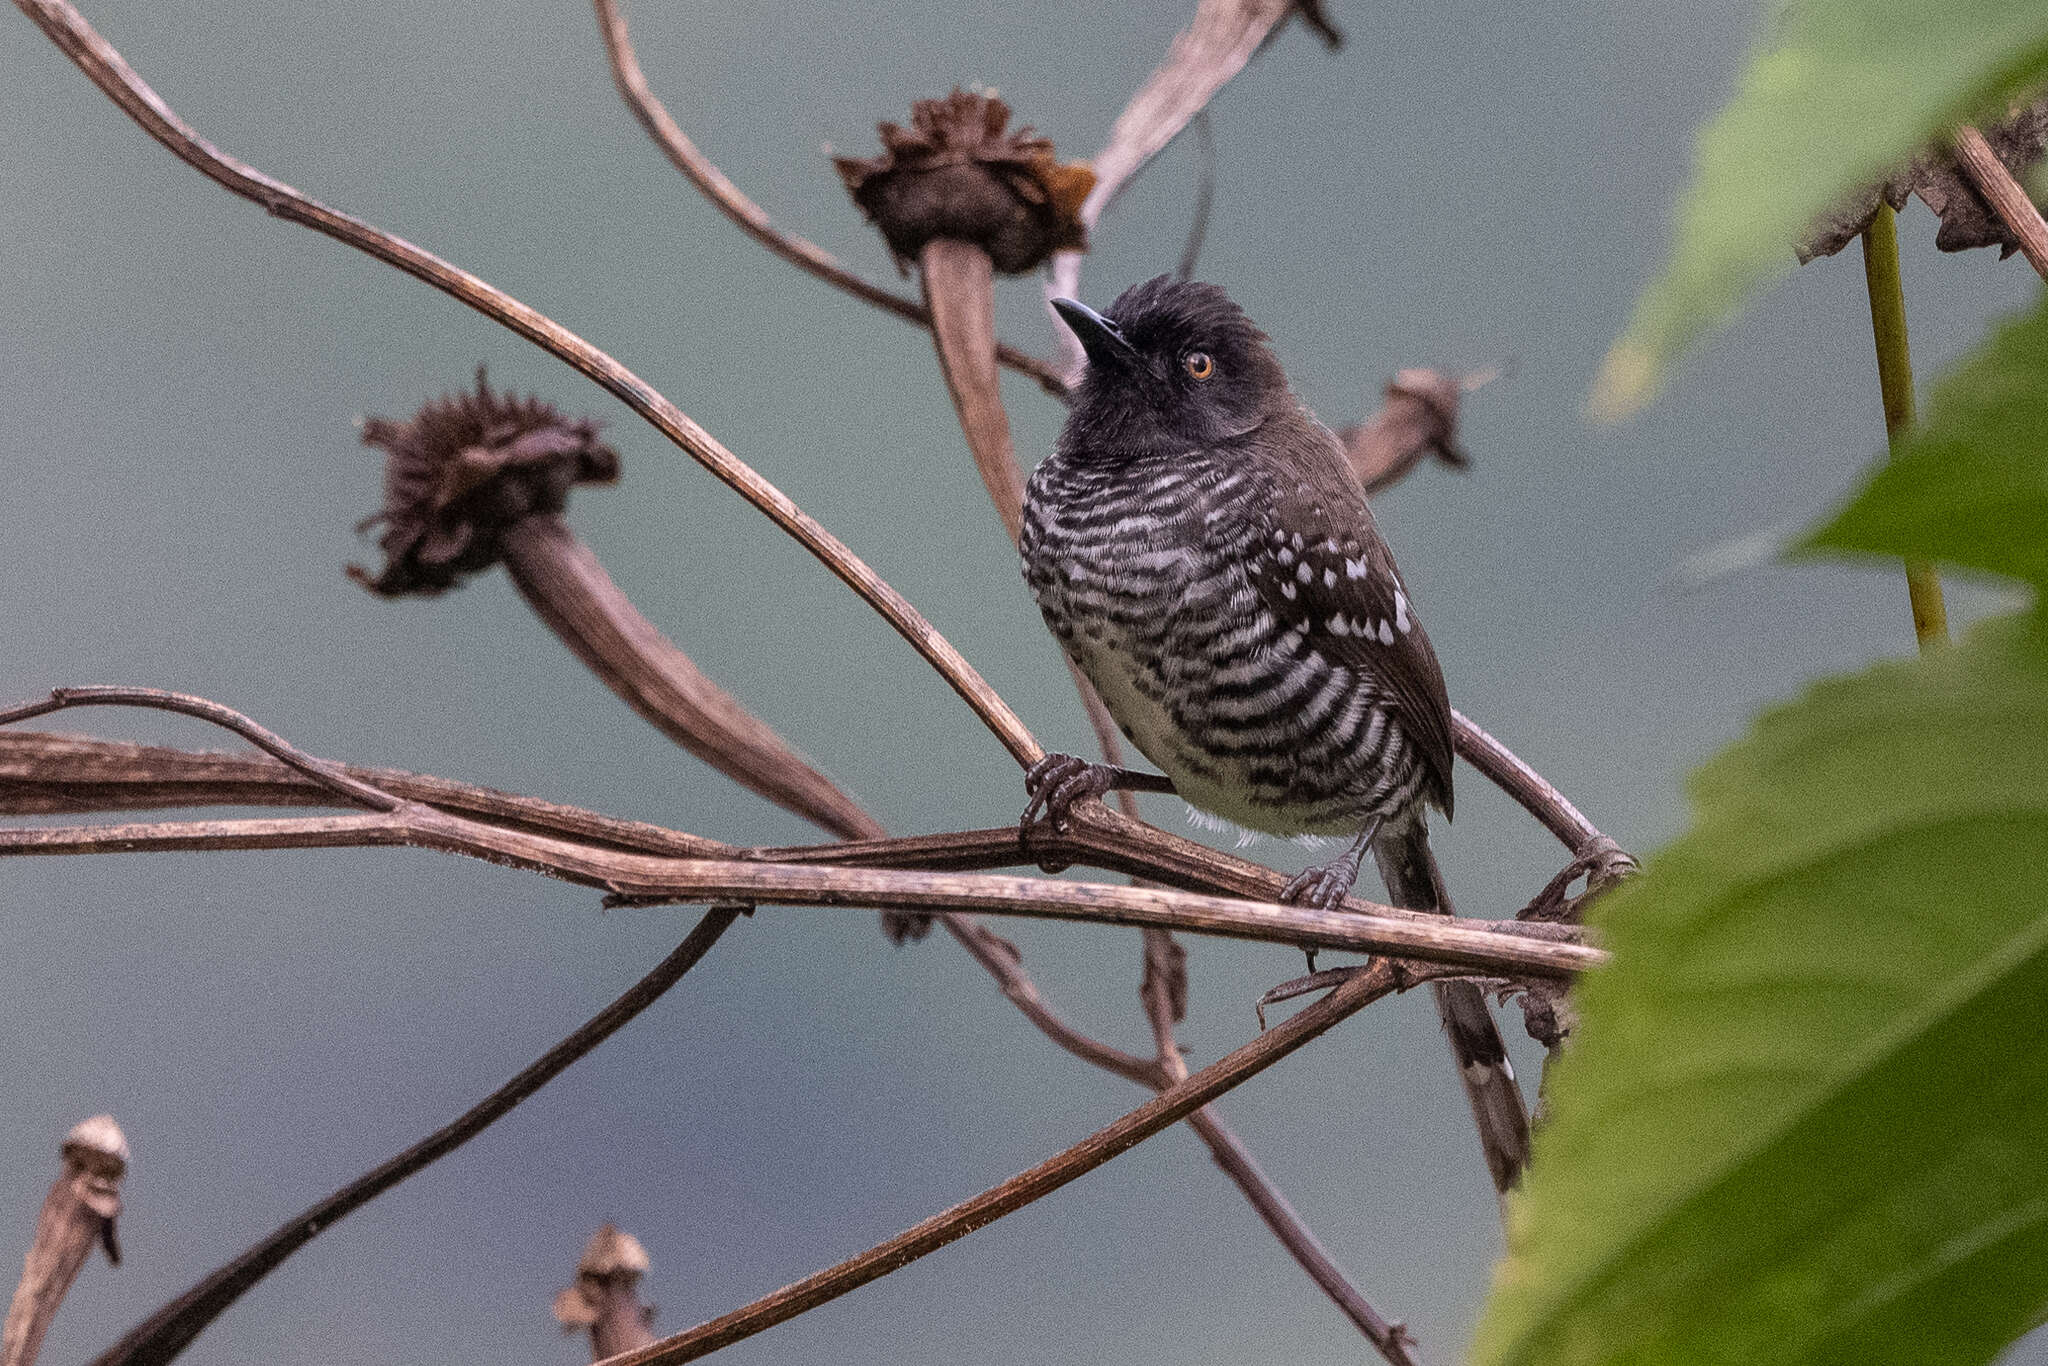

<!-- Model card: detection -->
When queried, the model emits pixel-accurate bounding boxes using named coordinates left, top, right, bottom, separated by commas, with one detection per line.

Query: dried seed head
left=350, top=368, right=619, bottom=597
left=63, top=1115, right=129, bottom=1178
left=1798, top=97, right=2048, bottom=262
left=577, top=1224, right=650, bottom=1282
left=834, top=89, right=1095, bottom=274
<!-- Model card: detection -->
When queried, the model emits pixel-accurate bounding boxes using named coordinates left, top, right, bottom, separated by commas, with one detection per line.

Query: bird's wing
left=1244, top=457, right=1456, bottom=816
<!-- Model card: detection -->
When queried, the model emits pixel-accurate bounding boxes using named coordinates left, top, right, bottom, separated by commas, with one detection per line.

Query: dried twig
left=0, top=687, right=396, bottom=812
left=501, top=517, right=883, bottom=842
left=2, top=1118, right=127, bottom=1366
left=595, top=959, right=1433, bottom=1366
left=0, top=809, right=1597, bottom=978
left=85, top=910, right=742, bottom=1366
left=14, top=0, right=1040, bottom=769
left=1180, top=1114, right=1424, bottom=1365
left=1951, top=123, right=2048, bottom=280
left=0, top=721, right=1620, bottom=926
left=1045, top=0, right=1316, bottom=373
left=554, top=1226, right=658, bottom=1361
left=588, top=0, right=1068, bottom=396
left=1176, top=111, right=1217, bottom=282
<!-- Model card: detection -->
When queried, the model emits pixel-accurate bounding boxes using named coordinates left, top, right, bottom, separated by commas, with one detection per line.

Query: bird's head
left=1052, top=276, right=1288, bottom=455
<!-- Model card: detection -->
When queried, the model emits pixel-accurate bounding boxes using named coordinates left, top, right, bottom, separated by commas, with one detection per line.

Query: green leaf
left=1590, top=0, right=2048, bottom=419
left=1474, top=616, right=2048, bottom=1366
left=1809, top=291, right=2048, bottom=590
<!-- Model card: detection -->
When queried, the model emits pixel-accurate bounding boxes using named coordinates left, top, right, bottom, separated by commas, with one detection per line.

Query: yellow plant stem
left=1860, top=204, right=1949, bottom=650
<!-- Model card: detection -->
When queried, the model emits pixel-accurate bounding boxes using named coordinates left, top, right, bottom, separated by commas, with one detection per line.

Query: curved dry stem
left=0, top=805, right=1598, bottom=977
left=1449, top=710, right=1608, bottom=857
left=1183, top=1111, right=1423, bottom=1365
left=1045, top=0, right=1304, bottom=371
left=86, top=908, right=743, bottom=1366
left=14, top=0, right=1039, bottom=768
left=0, top=687, right=397, bottom=812
left=595, top=959, right=1426, bottom=1366
left=502, top=516, right=883, bottom=842
left=588, top=0, right=1067, bottom=397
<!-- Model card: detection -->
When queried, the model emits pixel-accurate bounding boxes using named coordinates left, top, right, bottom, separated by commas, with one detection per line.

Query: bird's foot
left=1256, top=964, right=1371, bottom=1030
left=1517, top=837, right=1639, bottom=923
left=1277, top=818, right=1381, bottom=912
left=1019, top=752, right=1115, bottom=833
left=1279, top=859, right=1359, bottom=911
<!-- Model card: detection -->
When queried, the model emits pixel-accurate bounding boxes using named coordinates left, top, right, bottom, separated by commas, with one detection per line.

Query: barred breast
left=1021, top=448, right=1424, bottom=837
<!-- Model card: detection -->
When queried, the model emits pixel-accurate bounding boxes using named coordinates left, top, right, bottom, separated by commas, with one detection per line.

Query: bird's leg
left=1255, top=964, right=1370, bottom=1030
left=1019, top=753, right=1173, bottom=832
left=1278, top=818, right=1382, bottom=912
left=1516, top=837, right=1639, bottom=922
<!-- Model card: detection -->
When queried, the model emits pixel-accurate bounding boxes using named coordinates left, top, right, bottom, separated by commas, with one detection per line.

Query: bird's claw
left=1020, top=752, right=1113, bottom=833
left=1518, top=838, right=1639, bottom=923
left=1256, top=964, right=1371, bottom=1030
left=1280, top=860, right=1357, bottom=911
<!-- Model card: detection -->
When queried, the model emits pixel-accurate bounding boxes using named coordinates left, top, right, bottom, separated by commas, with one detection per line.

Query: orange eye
left=1184, top=351, right=1214, bottom=380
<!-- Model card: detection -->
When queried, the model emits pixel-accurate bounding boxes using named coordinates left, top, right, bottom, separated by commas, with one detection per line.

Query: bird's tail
left=1372, top=809, right=1533, bottom=1196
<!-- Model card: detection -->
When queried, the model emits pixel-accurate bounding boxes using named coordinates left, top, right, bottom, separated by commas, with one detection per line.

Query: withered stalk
left=587, top=0, right=1067, bottom=396
left=2, top=1117, right=127, bottom=1366
left=919, top=239, right=1028, bottom=540
left=84, top=910, right=741, bottom=1366
left=595, top=959, right=1432, bottom=1366
left=1045, top=0, right=1321, bottom=373
left=500, top=516, right=882, bottom=842
left=14, top=0, right=1042, bottom=770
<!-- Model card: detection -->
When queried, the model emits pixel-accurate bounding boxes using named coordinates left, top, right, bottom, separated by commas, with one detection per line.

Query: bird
left=1018, top=275, right=1531, bottom=1192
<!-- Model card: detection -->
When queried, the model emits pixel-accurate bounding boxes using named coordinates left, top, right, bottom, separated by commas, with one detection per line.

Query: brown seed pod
left=834, top=89, right=1095, bottom=275
left=350, top=368, right=620, bottom=596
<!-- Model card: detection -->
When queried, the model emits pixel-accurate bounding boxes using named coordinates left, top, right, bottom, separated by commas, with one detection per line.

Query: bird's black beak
left=1052, top=297, right=1137, bottom=369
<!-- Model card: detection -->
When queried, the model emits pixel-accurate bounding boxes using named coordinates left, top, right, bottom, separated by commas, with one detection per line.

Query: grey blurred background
left=2, top=0, right=2036, bottom=1362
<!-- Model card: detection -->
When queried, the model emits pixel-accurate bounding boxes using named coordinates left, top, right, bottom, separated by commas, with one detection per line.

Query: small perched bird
left=1020, top=276, right=1530, bottom=1191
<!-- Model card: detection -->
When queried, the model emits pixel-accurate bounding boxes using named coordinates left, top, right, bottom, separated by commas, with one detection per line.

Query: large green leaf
left=1590, top=0, right=2048, bottom=418
left=1809, top=292, right=2048, bottom=590
left=1473, top=616, right=2048, bottom=1366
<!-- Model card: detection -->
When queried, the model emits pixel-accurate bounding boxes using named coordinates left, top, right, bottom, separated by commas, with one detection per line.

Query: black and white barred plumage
left=1022, top=277, right=1529, bottom=1195
left=1021, top=278, right=1452, bottom=842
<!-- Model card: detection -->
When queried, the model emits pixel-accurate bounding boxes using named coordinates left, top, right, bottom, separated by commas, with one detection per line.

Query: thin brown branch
left=2, top=1117, right=127, bottom=1366
left=554, top=1226, right=658, bottom=1361
left=940, top=916, right=1161, bottom=1086
left=1449, top=710, right=1614, bottom=858
left=587, top=0, right=1067, bottom=397
left=0, top=806, right=1598, bottom=976
left=501, top=516, right=883, bottom=842
left=594, top=959, right=1430, bottom=1366
left=1951, top=123, right=2048, bottom=280
left=14, top=0, right=1040, bottom=769
left=85, top=908, right=742, bottom=1366
left=0, top=731, right=1523, bottom=1354
left=0, top=687, right=397, bottom=812
left=1175, top=110, right=1217, bottom=282
left=1181, top=1111, right=1424, bottom=1366
left=0, top=720, right=1618, bottom=943
left=1046, top=0, right=1304, bottom=369
left=0, top=732, right=730, bottom=857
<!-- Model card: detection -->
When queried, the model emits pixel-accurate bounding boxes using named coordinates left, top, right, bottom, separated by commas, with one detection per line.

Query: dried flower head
left=1798, top=97, right=2048, bottom=262
left=834, top=89, right=1095, bottom=274
left=1338, top=367, right=1482, bottom=494
left=350, top=369, right=619, bottom=597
